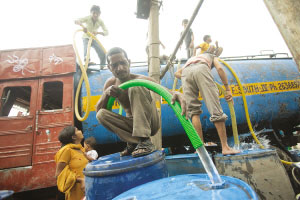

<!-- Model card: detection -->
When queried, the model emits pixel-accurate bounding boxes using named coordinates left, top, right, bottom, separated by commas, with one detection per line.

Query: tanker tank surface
left=79, top=56, right=300, bottom=148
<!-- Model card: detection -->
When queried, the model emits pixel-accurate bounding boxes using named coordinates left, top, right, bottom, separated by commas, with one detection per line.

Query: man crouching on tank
left=96, top=47, right=187, bottom=157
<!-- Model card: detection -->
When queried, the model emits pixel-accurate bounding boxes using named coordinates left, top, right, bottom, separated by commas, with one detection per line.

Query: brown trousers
left=182, top=63, right=228, bottom=122
left=96, top=87, right=160, bottom=144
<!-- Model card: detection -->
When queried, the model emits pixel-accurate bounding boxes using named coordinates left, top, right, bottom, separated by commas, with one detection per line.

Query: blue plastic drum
left=165, top=153, right=209, bottom=176
left=84, top=151, right=167, bottom=200
left=113, top=174, right=258, bottom=200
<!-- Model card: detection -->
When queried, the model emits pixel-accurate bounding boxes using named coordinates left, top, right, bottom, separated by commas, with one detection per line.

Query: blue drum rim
left=84, top=154, right=165, bottom=177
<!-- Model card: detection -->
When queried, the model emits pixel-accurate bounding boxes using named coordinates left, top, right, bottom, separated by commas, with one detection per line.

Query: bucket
left=113, top=174, right=258, bottom=200
left=83, top=150, right=167, bottom=200
left=165, top=153, right=208, bottom=176
left=214, top=149, right=295, bottom=200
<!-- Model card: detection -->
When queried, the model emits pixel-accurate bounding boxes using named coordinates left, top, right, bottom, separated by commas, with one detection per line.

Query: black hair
left=58, top=126, right=75, bottom=145
left=90, top=5, right=101, bottom=13
left=84, top=137, right=97, bottom=150
left=106, top=47, right=129, bottom=64
left=182, top=19, right=188, bottom=24
left=203, top=35, right=211, bottom=42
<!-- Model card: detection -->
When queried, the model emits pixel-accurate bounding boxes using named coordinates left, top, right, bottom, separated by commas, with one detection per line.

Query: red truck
left=0, top=45, right=76, bottom=193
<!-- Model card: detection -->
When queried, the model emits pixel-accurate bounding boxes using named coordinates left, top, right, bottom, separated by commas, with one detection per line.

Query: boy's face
left=207, top=37, right=212, bottom=43
left=91, top=11, right=100, bottom=21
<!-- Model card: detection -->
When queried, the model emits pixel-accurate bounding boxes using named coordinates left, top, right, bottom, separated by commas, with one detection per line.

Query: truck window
left=0, top=86, right=31, bottom=117
left=42, top=81, right=63, bottom=110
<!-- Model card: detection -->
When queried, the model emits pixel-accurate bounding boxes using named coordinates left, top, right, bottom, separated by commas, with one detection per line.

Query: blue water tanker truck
left=78, top=54, right=300, bottom=153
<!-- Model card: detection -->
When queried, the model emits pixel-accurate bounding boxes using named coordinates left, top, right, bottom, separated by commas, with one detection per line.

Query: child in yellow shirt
left=194, top=35, right=218, bottom=56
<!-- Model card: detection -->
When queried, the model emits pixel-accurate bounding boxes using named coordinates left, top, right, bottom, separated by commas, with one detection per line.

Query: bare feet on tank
left=222, top=146, right=240, bottom=155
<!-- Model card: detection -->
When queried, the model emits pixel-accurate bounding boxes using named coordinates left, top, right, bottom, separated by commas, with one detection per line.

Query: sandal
left=132, top=139, right=155, bottom=158
left=120, top=143, right=137, bottom=157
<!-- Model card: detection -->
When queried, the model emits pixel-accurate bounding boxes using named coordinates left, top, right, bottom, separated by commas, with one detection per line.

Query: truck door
left=32, top=75, right=74, bottom=165
left=0, top=80, right=38, bottom=169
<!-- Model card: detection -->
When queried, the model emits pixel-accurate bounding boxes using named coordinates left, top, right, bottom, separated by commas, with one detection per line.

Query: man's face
left=91, top=11, right=100, bottom=21
left=108, top=53, right=130, bottom=80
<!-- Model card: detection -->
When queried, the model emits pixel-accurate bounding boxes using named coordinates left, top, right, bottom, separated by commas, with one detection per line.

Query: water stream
left=196, top=146, right=224, bottom=187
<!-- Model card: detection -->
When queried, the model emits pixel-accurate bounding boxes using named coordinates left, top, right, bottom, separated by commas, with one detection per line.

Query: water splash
left=240, top=133, right=271, bottom=151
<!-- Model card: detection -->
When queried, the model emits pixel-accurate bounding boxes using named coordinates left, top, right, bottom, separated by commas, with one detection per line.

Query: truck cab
left=0, top=45, right=76, bottom=192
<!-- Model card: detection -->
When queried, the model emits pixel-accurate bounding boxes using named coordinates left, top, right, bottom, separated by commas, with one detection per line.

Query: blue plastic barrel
left=165, top=153, right=208, bottom=176
left=83, top=151, right=167, bottom=200
left=113, top=174, right=258, bottom=200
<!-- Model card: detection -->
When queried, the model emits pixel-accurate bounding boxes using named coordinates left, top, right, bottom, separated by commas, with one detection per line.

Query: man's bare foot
left=205, top=142, right=217, bottom=146
left=222, top=147, right=240, bottom=155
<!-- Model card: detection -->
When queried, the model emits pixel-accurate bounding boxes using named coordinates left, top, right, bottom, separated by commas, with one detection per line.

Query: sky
left=0, top=0, right=290, bottom=63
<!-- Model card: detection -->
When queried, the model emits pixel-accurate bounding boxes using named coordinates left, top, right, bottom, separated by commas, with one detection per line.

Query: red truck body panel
left=0, top=45, right=76, bottom=192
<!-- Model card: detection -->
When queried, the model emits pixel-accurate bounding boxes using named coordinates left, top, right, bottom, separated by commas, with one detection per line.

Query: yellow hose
left=281, top=160, right=294, bottom=165
left=219, top=59, right=264, bottom=149
left=73, top=27, right=106, bottom=121
left=219, top=59, right=298, bottom=165
left=215, top=82, right=239, bottom=147
left=79, top=24, right=107, bottom=54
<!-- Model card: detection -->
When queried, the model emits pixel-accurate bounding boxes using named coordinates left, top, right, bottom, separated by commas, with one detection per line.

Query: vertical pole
left=264, top=0, right=300, bottom=71
left=148, top=0, right=162, bottom=150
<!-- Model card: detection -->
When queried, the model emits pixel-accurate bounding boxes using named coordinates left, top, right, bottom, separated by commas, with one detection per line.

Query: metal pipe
left=160, top=0, right=205, bottom=79
left=148, top=0, right=162, bottom=150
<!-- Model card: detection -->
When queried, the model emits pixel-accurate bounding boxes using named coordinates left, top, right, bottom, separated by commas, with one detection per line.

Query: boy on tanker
left=175, top=46, right=240, bottom=155
left=75, top=5, right=108, bottom=69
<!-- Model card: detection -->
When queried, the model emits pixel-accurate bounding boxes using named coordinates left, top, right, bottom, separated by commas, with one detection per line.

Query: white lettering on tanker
left=49, top=53, right=63, bottom=65
left=6, top=55, right=35, bottom=75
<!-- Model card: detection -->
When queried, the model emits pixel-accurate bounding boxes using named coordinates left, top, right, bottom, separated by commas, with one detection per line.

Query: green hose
left=106, top=79, right=204, bottom=149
